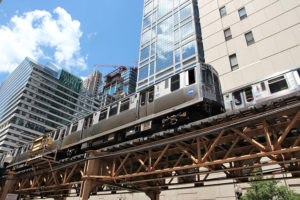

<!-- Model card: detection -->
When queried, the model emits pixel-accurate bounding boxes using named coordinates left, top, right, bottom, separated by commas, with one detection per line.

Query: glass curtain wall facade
left=137, top=0, right=204, bottom=91
left=0, top=57, right=99, bottom=155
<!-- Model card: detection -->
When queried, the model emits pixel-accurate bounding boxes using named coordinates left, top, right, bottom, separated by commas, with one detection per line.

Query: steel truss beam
left=1, top=97, right=300, bottom=199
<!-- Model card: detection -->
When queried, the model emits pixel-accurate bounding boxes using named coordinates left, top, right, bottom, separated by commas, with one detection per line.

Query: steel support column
left=79, top=152, right=110, bottom=200
left=146, top=190, right=161, bottom=200
left=0, top=171, right=17, bottom=200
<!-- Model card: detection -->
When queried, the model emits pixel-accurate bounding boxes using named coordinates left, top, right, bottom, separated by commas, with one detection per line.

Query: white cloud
left=0, top=7, right=87, bottom=74
left=87, top=32, right=97, bottom=39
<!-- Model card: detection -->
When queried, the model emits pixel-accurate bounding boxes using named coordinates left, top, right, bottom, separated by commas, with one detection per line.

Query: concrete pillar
left=79, top=152, right=110, bottom=200
left=0, top=171, right=17, bottom=200
left=146, top=190, right=161, bottom=200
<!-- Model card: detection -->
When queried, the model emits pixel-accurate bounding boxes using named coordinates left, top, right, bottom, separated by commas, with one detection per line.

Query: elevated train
left=3, top=65, right=300, bottom=167
left=5, top=63, right=224, bottom=166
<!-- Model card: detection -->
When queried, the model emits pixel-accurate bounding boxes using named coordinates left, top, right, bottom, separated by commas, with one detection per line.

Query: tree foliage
left=242, top=176, right=300, bottom=200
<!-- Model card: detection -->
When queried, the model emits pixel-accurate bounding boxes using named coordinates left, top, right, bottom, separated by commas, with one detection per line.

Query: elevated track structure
left=1, top=92, right=300, bottom=200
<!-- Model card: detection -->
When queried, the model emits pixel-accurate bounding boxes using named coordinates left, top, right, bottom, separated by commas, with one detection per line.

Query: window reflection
left=180, top=4, right=192, bottom=21
left=141, top=29, right=151, bottom=44
left=181, top=21, right=193, bottom=39
left=182, top=41, right=195, bottom=60
left=156, top=16, right=174, bottom=72
left=158, top=0, right=173, bottom=18
left=140, top=46, right=150, bottom=61
left=139, top=64, right=149, bottom=81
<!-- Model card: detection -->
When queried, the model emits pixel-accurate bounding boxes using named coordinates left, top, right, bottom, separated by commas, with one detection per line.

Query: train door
left=232, top=87, right=254, bottom=109
left=139, top=86, right=155, bottom=118
left=232, top=90, right=245, bottom=109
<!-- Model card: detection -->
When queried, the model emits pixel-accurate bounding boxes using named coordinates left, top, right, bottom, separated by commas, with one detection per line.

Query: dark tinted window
left=171, top=74, right=180, bottom=91
left=268, top=76, right=288, bottom=94
left=109, top=103, right=118, bottom=117
left=233, top=91, right=242, bottom=106
left=99, top=109, right=107, bottom=121
left=188, top=69, right=195, bottom=85
left=120, top=99, right=130, bottom=112
left=149, top=88, right=154, bottom=103
left=140, top=92, right=146, bottom=106
left=71, top=123, right=78, bottom=132
left=245, top=87, right=253, bottom=102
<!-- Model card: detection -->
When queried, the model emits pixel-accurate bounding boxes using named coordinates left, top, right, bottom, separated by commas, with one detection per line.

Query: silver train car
left=223, top=67, right=300, bottom=111
left=8, top=63, right=224, bottom=164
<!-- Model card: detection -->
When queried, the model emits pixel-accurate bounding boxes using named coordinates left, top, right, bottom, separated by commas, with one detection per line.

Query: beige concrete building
left=198, top=0, right=300, bottom=93
left=82, top=70, right=102, bottom=96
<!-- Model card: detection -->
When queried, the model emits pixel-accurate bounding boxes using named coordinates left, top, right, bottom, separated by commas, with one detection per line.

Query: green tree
left=242, top=176, right=300, bottom=200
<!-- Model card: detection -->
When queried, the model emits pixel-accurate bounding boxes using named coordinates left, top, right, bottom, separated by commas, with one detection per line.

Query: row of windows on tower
left=220, top=6, right=254, bottom=72
left=220, top=6, right=247, bottom=20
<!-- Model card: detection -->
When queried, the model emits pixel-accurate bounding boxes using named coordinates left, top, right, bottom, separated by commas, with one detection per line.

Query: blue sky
left=0, top=0, right=143, bottom=84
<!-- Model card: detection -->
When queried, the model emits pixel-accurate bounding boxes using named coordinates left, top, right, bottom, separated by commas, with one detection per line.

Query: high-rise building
left=99, top=67, right=137, bottom=107
left=137, top=0, right=204, bottom=91
left=198, top=0, right=300, bottom=93
left=82, top=70, right=102, bottom=96
left=0, top=57, right=100, bottom=155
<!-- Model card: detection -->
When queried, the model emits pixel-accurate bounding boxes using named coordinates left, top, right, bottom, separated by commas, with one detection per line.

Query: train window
left=188, top=69, right=195, bottom=85
left=140, top=92, right=146, bottom=106
left=233, top=91, right=242, bottom=106
left=201, top=68, right=213, bottom=85
left=245, top=87, right=253, bottom=102
left=54, top=131, right=59, bottom=140
left=261, top=82, right=266, bottom=91
left=71, top=123, right=78, bottom=133
left=165, top=79, right=169, bottom=89
left=84, top=115, right=93, bottom=129
left=99, top=109, right=107, bottom=121
left=60, top=129, right=66, bottom=139
left=268, top=76, right=288, bottom=94
left=120, top=99, right=130, bottom=112
left=171, top=74, right=180, bottom=91
left=109, top=103, right=118, bottom=117
left=149, top=88, right=154, bottom=103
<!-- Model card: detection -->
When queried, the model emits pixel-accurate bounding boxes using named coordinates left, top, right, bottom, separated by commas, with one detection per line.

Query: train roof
left=223, top=65, right=300, bottom=94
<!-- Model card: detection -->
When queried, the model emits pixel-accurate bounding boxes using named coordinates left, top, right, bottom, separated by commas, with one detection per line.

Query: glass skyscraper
left=137, top=0, right=204, bottom=91
left=0, top=57, right=99, bottom=155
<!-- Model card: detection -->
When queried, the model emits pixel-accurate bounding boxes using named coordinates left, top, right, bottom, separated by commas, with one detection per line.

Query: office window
left=245, top=31, right=255, bottom=46
left=238, top=7, right=247, bottom=20
left=219, top=6, right=226, bottom=17
left=229, top=54, right=238, bottom=71
left=224, top=28, right=232, bottom=41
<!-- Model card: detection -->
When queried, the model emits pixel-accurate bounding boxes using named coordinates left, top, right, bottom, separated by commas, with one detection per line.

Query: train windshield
left=201, top=68, right=213, bottom=85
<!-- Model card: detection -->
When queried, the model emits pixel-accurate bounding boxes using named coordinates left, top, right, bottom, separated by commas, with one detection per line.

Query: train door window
left=60, top=129, right=66, bottom=140
left=233, top=91, right=242, bottom=106
left=71, top=122, right=78, bottom=133
left=268, top=76, right=288, bottom=94
left=244, top=87, right=253, bottom=102
left=140, top=91, right=146, bottom=106
left=149, top=87, right=154, bottom=103
left=84, top=115, right=93, bottom=129
left=109, top=103, right=118, bottom=117
left=165, top=79, right=169, bottom=89
left=261, top=82, right=266, bottom=91
left=54, top=131, right=59, bottom=140
left=99, top=109, right=107, bottom=121
left=120, top=99, right=130, bottom=112
left=171, top=74, right=180, bottom=92
left=188, top=69, right=195, bottom=85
